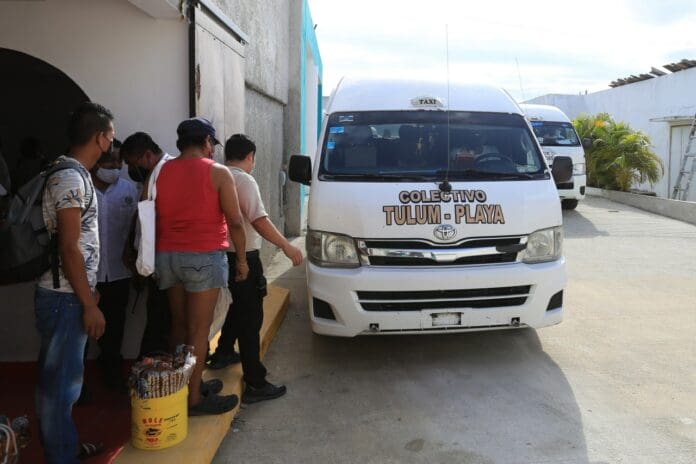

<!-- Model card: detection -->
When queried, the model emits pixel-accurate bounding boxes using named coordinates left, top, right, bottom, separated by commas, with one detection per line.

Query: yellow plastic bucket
left=131, top=386, right=188, bottom=450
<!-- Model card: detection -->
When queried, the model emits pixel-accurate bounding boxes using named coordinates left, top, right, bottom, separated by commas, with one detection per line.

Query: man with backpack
left=35, top=102, right=114, bottom=463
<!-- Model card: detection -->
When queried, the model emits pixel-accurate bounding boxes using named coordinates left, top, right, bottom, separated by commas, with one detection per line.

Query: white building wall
left=526, top=67, right=696, bottom=199
left=0, top=0, right=188, bottom=361
left=0, top=0, right=189, bottom=155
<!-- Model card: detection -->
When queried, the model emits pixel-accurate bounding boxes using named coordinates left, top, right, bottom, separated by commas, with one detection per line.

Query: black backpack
left=0, top=157, right=93, bottom=287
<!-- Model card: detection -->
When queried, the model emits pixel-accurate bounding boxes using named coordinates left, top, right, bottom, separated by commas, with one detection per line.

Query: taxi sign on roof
left=410, top=96, right=444, bottom=108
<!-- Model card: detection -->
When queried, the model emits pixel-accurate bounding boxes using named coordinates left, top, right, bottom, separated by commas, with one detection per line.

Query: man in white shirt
left=208, top=134, right=302, bottom=403
left=91, top=139, right=138, bottom=390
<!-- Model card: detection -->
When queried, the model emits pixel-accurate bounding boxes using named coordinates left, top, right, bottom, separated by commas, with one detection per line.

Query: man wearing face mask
left=120, top=132, right=174, bottom=357
left=91, top=139, right=138, bottom=390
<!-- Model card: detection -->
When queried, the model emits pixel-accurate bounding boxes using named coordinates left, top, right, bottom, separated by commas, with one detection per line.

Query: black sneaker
left=207, top=351, right=241, bottom=370
left=201, top=378, right=224, bottom=396
left=189, top=393, right=239, bottom=416
left=242, top=382, right=287, bottom=404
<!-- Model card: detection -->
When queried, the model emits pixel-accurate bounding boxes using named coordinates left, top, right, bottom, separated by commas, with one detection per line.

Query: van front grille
left=357, top=285, right=531, bottom=312
left=358, top=236, right=524, bottom=267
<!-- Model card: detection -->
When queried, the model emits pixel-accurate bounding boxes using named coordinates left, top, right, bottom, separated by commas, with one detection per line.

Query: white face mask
left=96, top=167, right=121, bottom=184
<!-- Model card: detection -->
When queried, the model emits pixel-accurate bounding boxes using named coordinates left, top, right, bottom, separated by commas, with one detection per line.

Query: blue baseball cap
left=176, top=117, right=221, bottom=145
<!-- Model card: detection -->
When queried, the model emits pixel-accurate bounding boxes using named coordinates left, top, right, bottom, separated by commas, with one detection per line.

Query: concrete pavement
left=214, top=196, right=696, bottom=464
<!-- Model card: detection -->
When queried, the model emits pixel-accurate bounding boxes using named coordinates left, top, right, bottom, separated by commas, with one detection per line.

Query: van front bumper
left=306, top=259, right=566, bottom=337
left=556, top=174, right=586, bottom=201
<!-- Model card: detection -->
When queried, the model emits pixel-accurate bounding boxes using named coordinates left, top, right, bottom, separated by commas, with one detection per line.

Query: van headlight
left=573, top=163, right=585, bottom=175
left=521, top=227, right=563, bottom=263
left=307, top=230, right=360, bottom=268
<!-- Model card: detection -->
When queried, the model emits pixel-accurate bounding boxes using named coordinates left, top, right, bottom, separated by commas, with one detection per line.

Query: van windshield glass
left=319, top=111, right=548, bottom=181
left=530, top=121, right=580, bottom=147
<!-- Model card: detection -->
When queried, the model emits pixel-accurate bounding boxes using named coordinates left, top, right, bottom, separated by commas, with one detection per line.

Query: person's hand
left=283, top=244, right=304, bottom=266
left=83, top=304, right=105, bottom=339
left=235, top=259, right=249, bottom=282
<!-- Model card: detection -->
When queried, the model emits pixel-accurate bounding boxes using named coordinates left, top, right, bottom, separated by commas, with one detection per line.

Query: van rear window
left=319, top=111, right=548, bottom=182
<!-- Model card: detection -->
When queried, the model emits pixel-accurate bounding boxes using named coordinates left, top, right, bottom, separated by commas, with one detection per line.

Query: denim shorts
left=155, top=250, right=228, bottom=292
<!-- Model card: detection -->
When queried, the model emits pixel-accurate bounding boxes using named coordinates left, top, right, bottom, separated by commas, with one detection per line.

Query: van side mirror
left=551, top=156, right=573, bottom=184
left=289, top=155, right=312, bottom=185
left=582, top=137, right=593, bottom=150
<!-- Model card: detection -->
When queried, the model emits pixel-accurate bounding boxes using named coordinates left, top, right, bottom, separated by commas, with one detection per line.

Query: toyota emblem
left=433, top=224, right=457, bottom=241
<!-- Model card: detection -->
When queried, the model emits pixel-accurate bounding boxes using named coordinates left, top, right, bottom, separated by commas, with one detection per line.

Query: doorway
left=0, top=48, right=89, bottom=191
left=669, top=124, right=694, bottom=201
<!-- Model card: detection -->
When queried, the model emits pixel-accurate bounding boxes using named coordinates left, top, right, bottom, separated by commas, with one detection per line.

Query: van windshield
left=318, top=111, right=548, bottom=182
left=530, top=121, right=580, bottom=147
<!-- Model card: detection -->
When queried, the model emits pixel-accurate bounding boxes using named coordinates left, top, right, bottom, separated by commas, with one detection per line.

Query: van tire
left=561, top=199, right=579, bottom=210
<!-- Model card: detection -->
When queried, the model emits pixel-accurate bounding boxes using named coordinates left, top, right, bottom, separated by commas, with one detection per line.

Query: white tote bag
left=135, top=160, right=166, bottom=277
left=209, top=287, right=233, bottom=340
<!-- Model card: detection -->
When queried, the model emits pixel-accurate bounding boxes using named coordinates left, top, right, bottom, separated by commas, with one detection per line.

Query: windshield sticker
left=329, top=126, right=345, bottom=134
left=338, top=115, right=354, bottom=123
left=382, top=189, right=505, bottom=226
left=531, top=121, right=543, bottom=126
left=327, top=141, right=336, bottom=150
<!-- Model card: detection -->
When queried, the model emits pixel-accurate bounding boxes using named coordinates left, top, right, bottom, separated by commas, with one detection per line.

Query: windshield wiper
left=320, top=172, right=434, bottom=181
left=437, top=169, right=544, bottom=180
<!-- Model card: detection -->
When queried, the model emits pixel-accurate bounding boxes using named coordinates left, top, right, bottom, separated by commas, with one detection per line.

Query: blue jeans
left=35, top=287, right=87, bottom=464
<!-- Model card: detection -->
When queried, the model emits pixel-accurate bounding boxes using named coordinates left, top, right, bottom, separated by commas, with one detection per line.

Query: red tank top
left=155, top=157, right=229, bottom=252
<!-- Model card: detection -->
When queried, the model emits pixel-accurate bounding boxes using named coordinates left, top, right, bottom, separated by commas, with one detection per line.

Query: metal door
left=194, top=6, right=245, bottom=163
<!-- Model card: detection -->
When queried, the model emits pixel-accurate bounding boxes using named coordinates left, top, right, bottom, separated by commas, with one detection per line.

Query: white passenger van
left=520, top=103, right=587, bottom=210
left=289, top=78, right=573, bottom=337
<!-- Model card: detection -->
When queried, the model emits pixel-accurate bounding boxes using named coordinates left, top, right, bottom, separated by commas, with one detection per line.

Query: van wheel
left=561, top=199, right=579, bottom=210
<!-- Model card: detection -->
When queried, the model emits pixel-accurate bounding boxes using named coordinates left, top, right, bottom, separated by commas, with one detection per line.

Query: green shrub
left=573, top=113, right=663, bottom=192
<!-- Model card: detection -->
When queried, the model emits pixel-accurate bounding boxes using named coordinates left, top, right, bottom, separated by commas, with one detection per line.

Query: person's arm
left=56, top=208, right=105, bottom=339
left=213, top=164, right=248, bottom=281
left=251, top=216, right=303, bottom=266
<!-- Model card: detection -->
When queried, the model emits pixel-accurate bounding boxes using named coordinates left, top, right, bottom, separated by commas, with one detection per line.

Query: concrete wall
left=586, top=187, right=696, bottom=226
left=208, top=0, right=321, bottom=252
left=284, top=0, right=305, bottom=236
left=526, top=67, right=696, bottom=199
left=206, top=0, right=293, bottom=263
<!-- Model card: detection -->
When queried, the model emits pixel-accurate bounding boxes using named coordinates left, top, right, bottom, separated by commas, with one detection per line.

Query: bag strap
left=44, top=161, right=95, bottom=216
left=146, top=156, right=168, bottom=201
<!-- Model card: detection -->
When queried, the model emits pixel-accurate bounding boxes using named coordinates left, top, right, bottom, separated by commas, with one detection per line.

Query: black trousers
left=138, top=277, right=171, bottom=357
left=95, top=278, right=131, bottom=368
left=217, top=250, right=268, bottom=387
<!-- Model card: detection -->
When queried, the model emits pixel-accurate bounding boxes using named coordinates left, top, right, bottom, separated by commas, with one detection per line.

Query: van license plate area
left=431, top=312, right=462, bottom=327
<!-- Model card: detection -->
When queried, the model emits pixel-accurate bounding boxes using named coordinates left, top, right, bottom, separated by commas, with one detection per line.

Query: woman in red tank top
left=154, top=118, right=248, bottom=416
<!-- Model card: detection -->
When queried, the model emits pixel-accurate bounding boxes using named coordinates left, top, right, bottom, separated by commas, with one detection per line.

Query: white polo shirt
left=96, top=176, right=139, bottom=282
left=227, top=166, right=267, bottom=252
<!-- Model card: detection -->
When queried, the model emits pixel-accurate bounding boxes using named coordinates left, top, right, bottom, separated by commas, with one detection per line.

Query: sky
left=307, top=0, right=696, bottom=102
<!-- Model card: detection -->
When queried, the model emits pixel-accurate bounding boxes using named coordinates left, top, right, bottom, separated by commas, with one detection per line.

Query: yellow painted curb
left=116, top=285, right=290, bottom=463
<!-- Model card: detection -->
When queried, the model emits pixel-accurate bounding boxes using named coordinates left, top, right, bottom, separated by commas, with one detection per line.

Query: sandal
left=201, top=379, right=224, bottom=396
left=77, top=442, right=104, bottom=460
left=189, top=393, right=238, bottom=416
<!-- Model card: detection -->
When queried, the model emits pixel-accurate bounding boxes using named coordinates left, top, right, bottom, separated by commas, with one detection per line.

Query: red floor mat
left=0, top=361, right=131, bottom=464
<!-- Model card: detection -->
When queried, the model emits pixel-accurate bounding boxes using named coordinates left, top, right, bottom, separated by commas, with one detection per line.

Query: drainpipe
left=187, top=1, right=196, bottom=117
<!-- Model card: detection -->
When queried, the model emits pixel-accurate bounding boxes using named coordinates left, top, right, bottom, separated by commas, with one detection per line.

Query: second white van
left=520, top=104, right=587, bottom=210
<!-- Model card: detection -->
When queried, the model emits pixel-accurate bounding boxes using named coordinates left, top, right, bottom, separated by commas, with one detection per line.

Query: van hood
left=540, top=145, right=586, bottom=164
left=308, top=180, right=562, bottom=241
